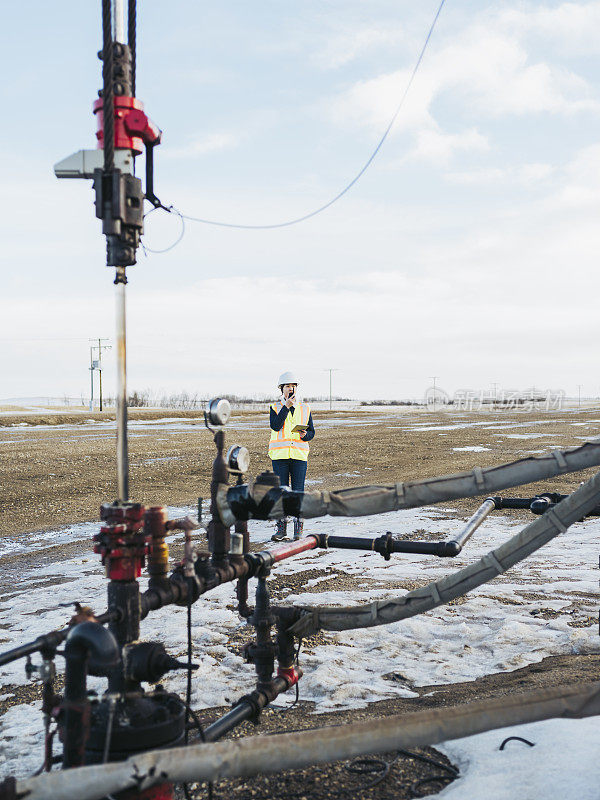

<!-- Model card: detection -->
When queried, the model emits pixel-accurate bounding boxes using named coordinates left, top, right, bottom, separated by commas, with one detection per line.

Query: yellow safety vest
left=268, top=401, right=311, bottom=461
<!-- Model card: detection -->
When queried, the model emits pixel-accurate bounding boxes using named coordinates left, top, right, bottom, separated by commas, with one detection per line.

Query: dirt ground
left=1, top=405, right=599, bottom=797
left=1, top=405, right=598, bottom=535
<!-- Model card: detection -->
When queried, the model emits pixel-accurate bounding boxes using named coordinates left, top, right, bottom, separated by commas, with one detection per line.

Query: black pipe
left=492, top=493, right=600, bottom=517
left=389, top=539, right=461, bottom=557
left=62, top=623, right=119, bottom=769
left=276, top=611, right=297, bottom=669
left=234, top=482, right=251, bottom=616
left=0, top=610, right=118, bottom=668
left=203, top=677, right=290, bottom=742
left=203, top=700, right=255, bottom=742
left=320, top=535, right=378, bottom=551
left=107, top=580, right=142, bottom=693
left=208, top=429, right=231, bottom=563
left=491, top=495, right=542, bottom=509
left=316, top=534, right=461, bottom=558
left=530, top=498, right=553, bottom=515
left=140, top=549, right=276, bottom=618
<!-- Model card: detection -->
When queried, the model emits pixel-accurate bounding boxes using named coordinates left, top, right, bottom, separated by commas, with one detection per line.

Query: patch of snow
left=1, top=505, right=599, bottom=780
left=453, top=446, right=491, bottom=452
left=494, top=433, right=561, bottom=440
left=430, top=717, right=600, bottom=800
left=0, top=504, right=202, bottom=559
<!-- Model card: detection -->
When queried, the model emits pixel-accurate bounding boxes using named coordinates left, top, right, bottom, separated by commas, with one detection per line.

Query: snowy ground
left=0, top=505, right=599, bottom=794
left=431, top=716, right=600, bottom=800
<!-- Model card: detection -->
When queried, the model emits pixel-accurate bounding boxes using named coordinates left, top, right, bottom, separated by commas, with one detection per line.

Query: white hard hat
left=278, top=371, right=298, bottom=387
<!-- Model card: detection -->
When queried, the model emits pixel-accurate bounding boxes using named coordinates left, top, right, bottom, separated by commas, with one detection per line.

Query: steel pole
left=113, top=0, right=126, bottom=42
left=112, top=1, right=128, bottom=499
left=89, top=347, right=94, bottom=411
left=97, top=338, right=103, bottom=412
left=448, top=497, right=495, bottom=549
left=115, top=269, right=128, bottom=501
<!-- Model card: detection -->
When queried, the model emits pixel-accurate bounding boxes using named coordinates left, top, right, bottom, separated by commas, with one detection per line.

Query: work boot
left=293, top=518, right=304, bottom=540
left=271, top=517, right=288, bottom=542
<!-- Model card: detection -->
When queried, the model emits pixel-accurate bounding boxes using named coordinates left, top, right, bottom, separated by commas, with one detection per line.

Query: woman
left=268, top=371, right=315, bottom=541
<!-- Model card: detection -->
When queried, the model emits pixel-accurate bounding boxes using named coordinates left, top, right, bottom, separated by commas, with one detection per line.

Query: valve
left=124, top=642, right=198, bottom=684
left=94, top=502, right=147, bottom=580
left=277, top=665, right=301, bottom=687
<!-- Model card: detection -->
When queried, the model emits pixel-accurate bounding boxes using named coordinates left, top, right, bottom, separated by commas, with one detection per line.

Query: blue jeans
left=271, top=459, right=307, bottom=492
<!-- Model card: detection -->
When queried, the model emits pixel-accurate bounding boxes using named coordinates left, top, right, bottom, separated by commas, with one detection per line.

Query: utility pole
left=428, top=376, right=439, bottom=407
left=577, top=384, right=582, bottom=409
left=323, top=368, right=339, bottom=411
left=491, top=382, right=499, bottom=408
left=89, top=346, right=95, bottom=411
left=90, top=338, right=111, bottom=411
left=425, top=375, right=440, bottom=411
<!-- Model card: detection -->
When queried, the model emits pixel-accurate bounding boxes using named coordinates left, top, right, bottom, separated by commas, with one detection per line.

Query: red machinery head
left=93, top=97, right=161, bottom=154
left=94, top=502, right=147, bottom=581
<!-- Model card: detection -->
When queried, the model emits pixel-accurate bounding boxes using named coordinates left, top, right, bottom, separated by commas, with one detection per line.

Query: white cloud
left=311, top=26, right=409, bottom=70
left=500, top=1, right=600, bottom=55
left=446, top=162, right=554, bottom=187
left=328, top=4, right=599, bottom=166
left=164, top=132, right=240, bottom=159
left=442, top=33, right=598, bottom=116
left=406, top=127, right=489, bottom=165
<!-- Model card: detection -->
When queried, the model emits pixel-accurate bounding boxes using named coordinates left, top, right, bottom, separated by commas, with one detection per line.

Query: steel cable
left=128, top=0, right=136, bottom=97
left=146, top=0, right=446, bottom=241
left=101, top=0, right=114, bottom=172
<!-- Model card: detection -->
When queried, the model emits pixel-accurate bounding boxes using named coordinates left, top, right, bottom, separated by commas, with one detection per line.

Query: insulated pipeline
left=16, top=680, right=600, bottom=799
left=289, top=468, right=600, bottom=637
left=218, top=440, right=600, bottom=524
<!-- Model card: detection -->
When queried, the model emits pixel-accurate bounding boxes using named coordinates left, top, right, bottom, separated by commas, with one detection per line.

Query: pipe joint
left=439, top=541, right=461, bottom=557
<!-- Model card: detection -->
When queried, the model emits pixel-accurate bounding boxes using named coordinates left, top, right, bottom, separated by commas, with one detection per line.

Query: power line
left=157, top=0, right=446, bottom=234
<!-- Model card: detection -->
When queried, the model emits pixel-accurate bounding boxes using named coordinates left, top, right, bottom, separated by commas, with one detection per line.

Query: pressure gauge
left=227, top=445, right=250, bottom=474
left=205, top=398, right=231, bottom=427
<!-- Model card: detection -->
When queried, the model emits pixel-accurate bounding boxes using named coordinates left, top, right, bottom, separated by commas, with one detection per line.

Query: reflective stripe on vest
left=268, top=401, right=310, bottom=461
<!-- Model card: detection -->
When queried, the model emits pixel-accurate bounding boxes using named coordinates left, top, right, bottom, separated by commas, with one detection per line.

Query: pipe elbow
left=440, top=541, right=461, bottom=557
left=65, top=622, right=120, bottom=671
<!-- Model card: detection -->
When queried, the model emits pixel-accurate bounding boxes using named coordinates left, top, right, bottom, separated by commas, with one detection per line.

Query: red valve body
left=93, top=97, right=161, bottom=155
left=94, top=503, right=147, bottom=580
left=277, top=665, right=301, bottom=687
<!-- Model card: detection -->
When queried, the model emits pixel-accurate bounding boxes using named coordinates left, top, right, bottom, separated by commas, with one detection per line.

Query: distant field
left=1, top=403, right=600, bottom=791
left=1, top=404, right=599, bottom=536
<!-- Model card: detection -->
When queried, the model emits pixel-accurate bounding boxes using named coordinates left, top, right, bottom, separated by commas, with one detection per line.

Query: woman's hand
left=285, top=394, right=295, bottom=409
left=299, top=430, right=306, bottom=439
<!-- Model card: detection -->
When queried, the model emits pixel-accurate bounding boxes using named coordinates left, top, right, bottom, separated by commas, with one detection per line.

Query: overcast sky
left=0, top=1, right=598, bottom=402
